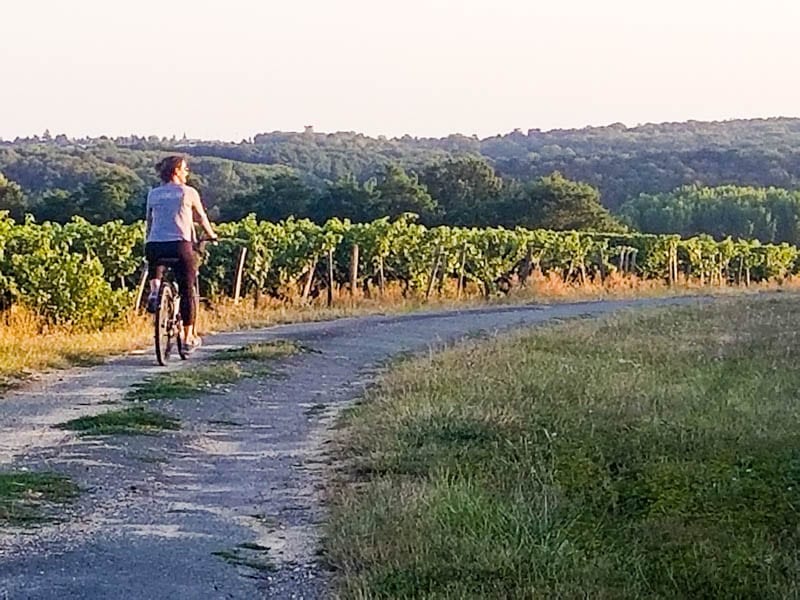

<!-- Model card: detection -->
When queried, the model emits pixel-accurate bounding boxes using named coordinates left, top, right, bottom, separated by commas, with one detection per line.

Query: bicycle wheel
left=154, top=284, right=176, bottom=365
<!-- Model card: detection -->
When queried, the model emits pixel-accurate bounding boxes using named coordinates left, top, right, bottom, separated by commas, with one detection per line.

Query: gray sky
left=2, top=0, right=799, bottom=141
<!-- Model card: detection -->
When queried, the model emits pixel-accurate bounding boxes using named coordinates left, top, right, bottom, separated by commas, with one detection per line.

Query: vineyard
left=1, top=211, right=798, bottom=328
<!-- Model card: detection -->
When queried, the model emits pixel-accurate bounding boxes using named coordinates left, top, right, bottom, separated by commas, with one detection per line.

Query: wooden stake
left=456, top=243, right=467, bottom=299
left=377, top=255, right=385, bottom=297
left=233, top=247, right=247, bottom=305
left=520, top=246, right=533, bottom=287
left=349, top=244, right=359, bottom=297
left=327, top=248, right=334, bottom=307
left=133, top=261, right=148, bottom=312
left=426, top=247, right=443, bottom=300
left=301, top=258, right=317, bottom=304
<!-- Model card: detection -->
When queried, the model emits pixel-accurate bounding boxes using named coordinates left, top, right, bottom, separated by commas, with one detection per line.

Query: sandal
left=184, top=337, right=202, bottom=354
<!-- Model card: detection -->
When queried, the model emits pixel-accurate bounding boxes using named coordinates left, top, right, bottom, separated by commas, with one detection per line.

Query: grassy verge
left=327, top=294, right=800, bottom=598
left=0, top=471, right=79, bottom=525
left=55, top=407, right=180, bottom=435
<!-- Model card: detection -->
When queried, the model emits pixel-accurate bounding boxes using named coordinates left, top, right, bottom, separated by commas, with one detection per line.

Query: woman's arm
left=145, top=195, right=153, bottom=239
left=189, top=188, right=217, bottom=239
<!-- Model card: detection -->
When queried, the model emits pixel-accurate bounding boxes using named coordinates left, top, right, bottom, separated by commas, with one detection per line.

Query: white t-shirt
left=146, top=183, right=200, bottom=243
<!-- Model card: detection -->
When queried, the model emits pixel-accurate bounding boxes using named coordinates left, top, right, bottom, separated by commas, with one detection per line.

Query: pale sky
left=2, top=0, right=799, bottom=141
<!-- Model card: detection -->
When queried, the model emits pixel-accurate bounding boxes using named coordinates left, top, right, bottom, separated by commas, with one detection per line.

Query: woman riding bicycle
left=145, top=155, right=217, bottom=352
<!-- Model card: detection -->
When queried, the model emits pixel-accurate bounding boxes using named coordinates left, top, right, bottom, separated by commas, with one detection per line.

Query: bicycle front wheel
left=154, top=284, right=176, bottom=365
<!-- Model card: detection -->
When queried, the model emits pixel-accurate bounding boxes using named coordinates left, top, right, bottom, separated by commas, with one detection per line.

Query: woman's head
left=155, top=155, right=189, bottom=183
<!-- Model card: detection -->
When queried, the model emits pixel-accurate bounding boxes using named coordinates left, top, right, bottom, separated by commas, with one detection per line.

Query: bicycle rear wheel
left=154, top=284, right=176, bottom=365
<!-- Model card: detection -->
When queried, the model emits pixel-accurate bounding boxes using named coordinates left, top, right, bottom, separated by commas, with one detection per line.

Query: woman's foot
left=184, top=336, right=202, bottom=353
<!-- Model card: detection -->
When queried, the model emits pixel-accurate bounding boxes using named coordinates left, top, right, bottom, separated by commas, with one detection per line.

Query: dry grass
left=2, top=275, right=799, bottom=390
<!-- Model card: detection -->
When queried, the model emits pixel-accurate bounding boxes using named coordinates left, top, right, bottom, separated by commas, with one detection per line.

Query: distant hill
left=2, top=117, right=800, bottom=210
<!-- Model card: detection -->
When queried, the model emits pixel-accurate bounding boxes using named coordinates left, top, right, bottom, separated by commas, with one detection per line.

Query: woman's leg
left=144, top=243, right=168, bottom=311
left=175, top=242, right=199, bottom=343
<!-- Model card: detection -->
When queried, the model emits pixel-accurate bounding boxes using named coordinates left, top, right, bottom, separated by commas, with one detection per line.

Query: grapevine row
left=0, top=212, right=797, bottom=328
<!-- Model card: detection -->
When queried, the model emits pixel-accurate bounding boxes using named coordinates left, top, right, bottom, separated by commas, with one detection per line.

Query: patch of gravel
left=0, top=298, right=707, bottom=599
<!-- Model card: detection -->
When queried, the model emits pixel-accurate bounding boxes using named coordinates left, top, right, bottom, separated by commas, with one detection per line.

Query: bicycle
left=150, top=237, right=213, bottom=366
left=152, top=259, right=196, bottom=365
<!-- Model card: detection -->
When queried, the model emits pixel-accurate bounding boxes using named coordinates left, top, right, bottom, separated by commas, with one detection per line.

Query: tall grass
left=326, top=294, right=800, bottom=598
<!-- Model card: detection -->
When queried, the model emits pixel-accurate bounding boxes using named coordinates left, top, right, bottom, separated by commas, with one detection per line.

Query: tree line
left=3, top=117, right=800, bottom=239
left=0, top=155, right=624, bottom=233
left=4, top=117, right=800, bottom=206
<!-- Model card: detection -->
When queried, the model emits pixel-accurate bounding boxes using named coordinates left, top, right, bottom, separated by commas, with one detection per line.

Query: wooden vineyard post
left=737, top=255, right=745, bottom=286
left=349, top=244, right=359, bottom=298
left=456, top=243, right=467, bottom=299
left=425, top=246, right=443, bottom=300
left=301, top=258, right=317, bottom=304
left=668, top=242, right=676, bottom=286
left=233, top=247, right=247, bottom=305
left=672, top=242, right=679, bottom=285
left=520, top=246, right=533, bottom=287
left=377, top=256, right=385, bottom=297
left=327, top=248, right=334, bottom=308
left=133, top=261, right=148, bottom=312
left=598, top=246, right=607, bottom=283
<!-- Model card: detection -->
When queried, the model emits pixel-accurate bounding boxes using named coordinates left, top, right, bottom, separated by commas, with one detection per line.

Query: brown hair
left=155, top=155, right=186, bottom=183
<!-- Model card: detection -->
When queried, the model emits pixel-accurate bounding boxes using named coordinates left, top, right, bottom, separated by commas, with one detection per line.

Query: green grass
left=326, top=294, right=800, bottom=599
left=214, top=339, right=304, bottom=362
left=0, top=471, right=79, bottom=525
left=55, top=406, right=180, bottom=435
left=212, top=544, right=275, bottom=573
left=58, top=341, right=300, bottom=437
left=126, top=342, right=301, bottom=402
left=126, top=364, right=246, bottom=401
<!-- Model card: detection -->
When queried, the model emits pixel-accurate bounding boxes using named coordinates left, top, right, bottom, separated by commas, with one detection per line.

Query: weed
left=55, top=407, right=180, bottom=436
left=126, top=364, right=245, bottom=401
left=214, top=340, right=304, bottom=362
left=212, top=544, right=275, bottom=574
left=0, top=471, right=78, bottom=525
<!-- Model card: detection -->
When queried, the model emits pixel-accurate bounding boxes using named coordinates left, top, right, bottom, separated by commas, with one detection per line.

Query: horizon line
left=2, top=115, right=798, bottom=145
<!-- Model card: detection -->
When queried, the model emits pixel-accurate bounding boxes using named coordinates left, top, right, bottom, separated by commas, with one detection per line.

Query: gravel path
left=0, top=297, right=706, bottom=599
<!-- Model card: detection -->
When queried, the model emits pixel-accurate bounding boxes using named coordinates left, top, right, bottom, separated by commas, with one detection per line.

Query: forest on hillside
left=2, top=117, right=800, bottom=241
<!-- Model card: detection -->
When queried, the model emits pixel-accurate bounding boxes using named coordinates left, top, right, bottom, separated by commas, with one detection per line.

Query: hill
left=2, top=117, right=799, bottom=214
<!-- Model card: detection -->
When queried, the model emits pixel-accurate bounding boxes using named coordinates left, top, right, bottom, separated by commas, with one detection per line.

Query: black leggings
left=145, top=241, right=198, bottom=326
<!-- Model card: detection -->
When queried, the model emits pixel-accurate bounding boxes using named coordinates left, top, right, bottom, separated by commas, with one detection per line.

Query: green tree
left=75, top=173, right=145, bottom=224
left=220, top=173, right=315, bottom=222
left=371, top=164, right=440, bottom=223
left=500, top=172, right=626, bottom=232
left=308, top=174, right=379, bottom=223
left=0, top=172, right=28, bottom=221
left=620, top=184, right=800, bottom=244
left=33, top=189, right=74, bottom=223
left=419, top=155, right=503, bottom=226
